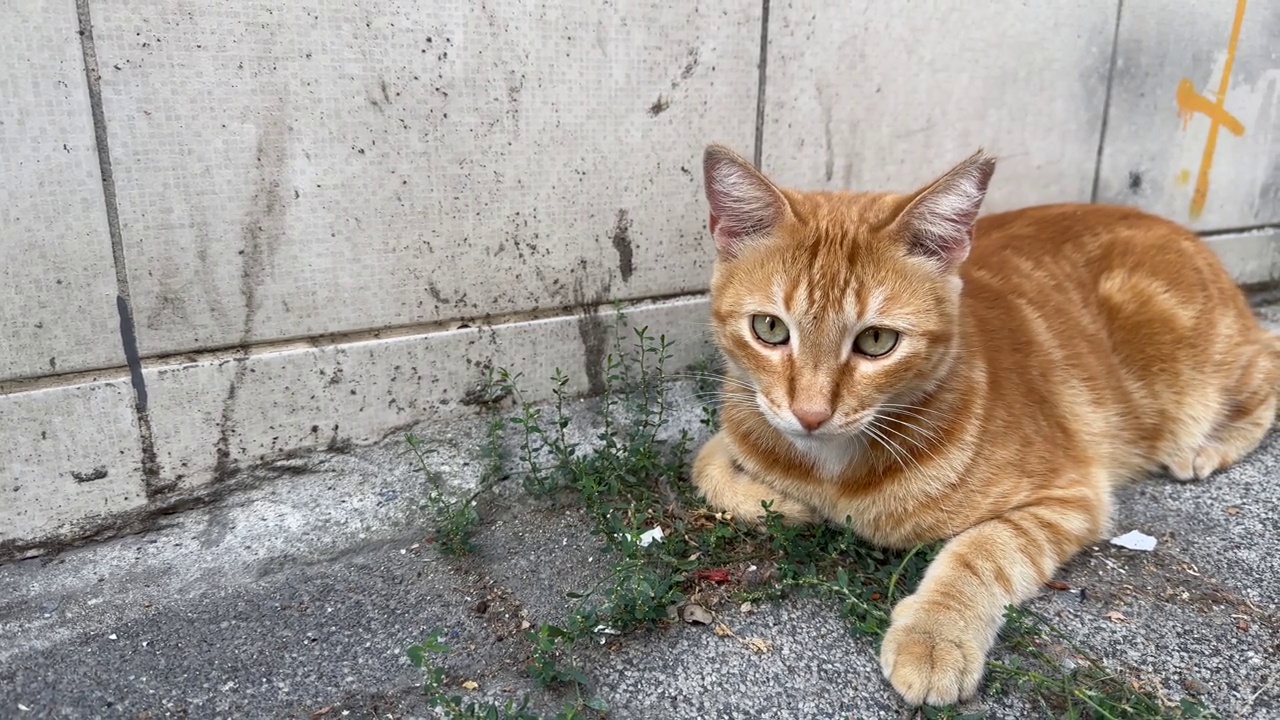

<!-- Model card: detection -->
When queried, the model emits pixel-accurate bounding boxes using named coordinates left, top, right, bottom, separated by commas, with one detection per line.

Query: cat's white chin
left=755, top=400, right=868, bottom=478
left=785, top=433, right=862, bottom=478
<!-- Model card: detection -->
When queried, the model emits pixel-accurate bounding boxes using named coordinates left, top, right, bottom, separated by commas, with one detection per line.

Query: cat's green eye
left=751, top=314, right=790, bottom=345
left=854, top=327, right=899, bottom=357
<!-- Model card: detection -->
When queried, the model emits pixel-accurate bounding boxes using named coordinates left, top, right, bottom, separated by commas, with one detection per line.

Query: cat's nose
left=791, top=406, right=832, bottom=432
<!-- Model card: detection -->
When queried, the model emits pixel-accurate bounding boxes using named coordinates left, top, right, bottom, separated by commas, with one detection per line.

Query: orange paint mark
left=1174, top=0, right=1248, bottom=220
left=1176, top=168, right=1191, bottom=186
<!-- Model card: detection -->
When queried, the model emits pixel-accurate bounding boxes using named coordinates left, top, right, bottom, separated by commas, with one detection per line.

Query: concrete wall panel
left=762, top=0, right=1118, bottom=211
left=91, top=0, right=758, bottom=356
left=1207, top=227, right=1280, bottom=286
left=0, top=0, right=124, bottom=382
left=0, top=379, right=146, bottom=546
left=1097, top=0, right=1279, bottom=229
left=144, top=296, right=710, bottom=493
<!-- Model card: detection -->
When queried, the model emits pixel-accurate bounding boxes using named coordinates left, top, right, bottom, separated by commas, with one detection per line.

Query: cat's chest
left=762, top=453, right=955, bottom=546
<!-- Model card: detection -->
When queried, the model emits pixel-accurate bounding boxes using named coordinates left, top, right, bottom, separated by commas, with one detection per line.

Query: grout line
left=752, top=0, right=770, bottom=168
left=1089, top=0, right=1125, bottom=203
left=75, top=0, right=162, bottom=492
left=7, top=217, right=1280, bottom=397
left=1201, top=223, right=1280, bottom=238
left=5, top=218, right=1276, bottom=399
left=0, top=292, right=712, bottom=396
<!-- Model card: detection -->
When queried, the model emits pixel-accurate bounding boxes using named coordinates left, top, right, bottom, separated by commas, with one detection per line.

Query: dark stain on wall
left=214, top=98, right=291, bottom=483
left=611, top=209, right=634, bottom=282
left=573, top=270, right=611, bottom=396
left=1127, top=170, right=1144, bottom=194
left=71, top=466, right=108, bottom=484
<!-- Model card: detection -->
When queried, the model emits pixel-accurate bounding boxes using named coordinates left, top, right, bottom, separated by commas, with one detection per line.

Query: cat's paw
left=1167, top=444, right=1232, bottom=482
left=879, top=595, right=988, bottom=707
left=692, top=433, right=816, bottom=525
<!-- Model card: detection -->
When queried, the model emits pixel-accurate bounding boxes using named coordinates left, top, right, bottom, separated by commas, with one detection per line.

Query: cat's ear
left=894, top=150, right=996, bottom=269
left=703, top=144, right=791, bottom=259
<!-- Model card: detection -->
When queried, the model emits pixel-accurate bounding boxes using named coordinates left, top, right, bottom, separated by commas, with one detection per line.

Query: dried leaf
left=713, top=623, right=733, bottom=637
left=1225, top=506, right=1240, bottom=516
left=1183, top=677, right=1211, bottom=695
left=742, top=637, right=773, bottom=654
left=1236, top=619, right=1251, bottom=633
left=1104, top=610, right=1128, bottom=623
left=1045, top=580, right=1071, bottom=591
left=681, top=604, right=713, bottom=625
left=461, top=680, right=479, bottom=691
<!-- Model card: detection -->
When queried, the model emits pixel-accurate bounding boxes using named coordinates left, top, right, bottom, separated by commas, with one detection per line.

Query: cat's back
left=962, top=202, right=1251, bottom=325
left=969, top=203, right=1214, bottom=280
left=958, top=202, right=1272, bottom=479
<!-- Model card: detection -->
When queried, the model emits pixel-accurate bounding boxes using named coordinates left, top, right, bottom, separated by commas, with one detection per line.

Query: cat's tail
left=1271, top=331, right=1280, bottom=378
left=1269, top=332, right=1280, bottom=408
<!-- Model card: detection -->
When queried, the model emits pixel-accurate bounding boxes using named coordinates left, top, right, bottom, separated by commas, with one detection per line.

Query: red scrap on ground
left=692, top=568, right=731, bottom=583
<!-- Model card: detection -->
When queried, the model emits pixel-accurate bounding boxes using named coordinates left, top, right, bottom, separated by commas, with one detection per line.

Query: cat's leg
left=1186, top=392, right=1276, bottom=480
left=879, top=489, right=1103, bottom=706
left=1167, top=348, right=1278, bottom=481
left=692, top=432, right=816, bottom=525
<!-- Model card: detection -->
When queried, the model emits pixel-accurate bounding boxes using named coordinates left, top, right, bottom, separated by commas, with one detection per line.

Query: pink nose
left=791, top=406, right=832, bottom=432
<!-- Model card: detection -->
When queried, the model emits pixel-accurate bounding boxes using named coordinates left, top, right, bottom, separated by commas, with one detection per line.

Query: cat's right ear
left=703, top=144, right=790, bottom=259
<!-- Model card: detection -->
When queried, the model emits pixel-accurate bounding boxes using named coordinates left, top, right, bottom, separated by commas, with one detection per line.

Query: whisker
left=878, top=402, right=955, bottom=416
left=868, top=418, right=933, bottom=477
left=691, top=392, right=757, bottom=404
left=862, top=423, right=911, bottom=473
left=878, top=403, right=959, bottom=424
left=683, top=389, right=756, bottom=400
left=876, top=413, right=942, bottom=442
left=871, top=418, right=944, bottom=469
left=667, top=372, right=757, bottom=391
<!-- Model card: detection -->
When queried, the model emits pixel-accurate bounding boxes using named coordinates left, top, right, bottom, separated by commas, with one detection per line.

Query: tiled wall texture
left=3, top=0, right=1277, bottom=552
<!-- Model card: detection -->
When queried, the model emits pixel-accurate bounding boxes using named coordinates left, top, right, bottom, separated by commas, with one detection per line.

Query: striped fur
left=692, top=145, right=1279, bottom=707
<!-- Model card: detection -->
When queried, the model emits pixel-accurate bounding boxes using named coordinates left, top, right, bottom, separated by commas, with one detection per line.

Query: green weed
left=408, top=315, right=1214, bottom=719
left=407, top=628, right=596, bottom=720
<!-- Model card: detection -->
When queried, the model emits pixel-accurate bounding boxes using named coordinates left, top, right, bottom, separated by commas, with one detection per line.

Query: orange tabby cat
left=691, top=144, right=1279, bottom=706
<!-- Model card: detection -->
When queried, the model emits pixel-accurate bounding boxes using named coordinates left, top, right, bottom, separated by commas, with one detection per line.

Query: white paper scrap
left=636, top=527, right=664, bottom=547
left=1109, top=530, right=1157, bottom=552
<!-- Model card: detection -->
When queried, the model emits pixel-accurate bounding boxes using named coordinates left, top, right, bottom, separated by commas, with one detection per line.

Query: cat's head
left=702, top=144, right=994, bottom=442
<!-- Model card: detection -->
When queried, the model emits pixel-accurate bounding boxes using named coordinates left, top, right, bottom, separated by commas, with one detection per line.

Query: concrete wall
left=3, top=0, right=1277, bottom=553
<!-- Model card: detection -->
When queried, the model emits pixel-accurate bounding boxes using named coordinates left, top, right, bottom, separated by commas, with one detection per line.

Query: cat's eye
left=854, top=327, right=899, bottom=357
left=751, top=314, right=790, bottom=345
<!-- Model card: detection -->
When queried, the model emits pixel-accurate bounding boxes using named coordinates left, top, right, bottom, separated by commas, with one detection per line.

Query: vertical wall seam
left=752, top=0, right=770, bottom=168
left=1090, top=0, right=1125, bottom=202
left=75, top=0, right=165, bottom=495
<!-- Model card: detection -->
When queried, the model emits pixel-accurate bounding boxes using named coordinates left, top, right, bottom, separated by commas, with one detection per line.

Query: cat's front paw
left=879, top=594, right=989, bottom=707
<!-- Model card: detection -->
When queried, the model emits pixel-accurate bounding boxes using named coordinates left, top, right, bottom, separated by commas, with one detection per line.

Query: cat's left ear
left=893, top=150, right=996, bottom=270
